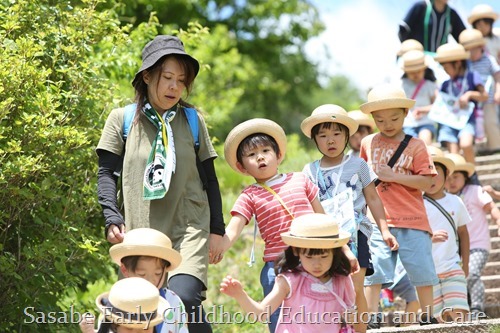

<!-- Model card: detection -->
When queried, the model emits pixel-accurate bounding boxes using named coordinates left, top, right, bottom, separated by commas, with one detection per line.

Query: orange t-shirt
left=360, top=133, right=436, bottom=233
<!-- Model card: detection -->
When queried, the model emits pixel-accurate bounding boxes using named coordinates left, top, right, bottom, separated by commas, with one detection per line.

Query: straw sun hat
left=434, top=43, right=470, bottom=64
left=426, top=146, right=455, bottom=175
left=468, top=4, right=498, bottom=25
left=300, top=104, right=359, bottom=138
left=109, top=228, right=182, bottom=271
left=459, top=29, right=486, bottom=50
left=281, top=213, right=350, bottom=249
left=348, top=110, right=376, bottom=130
left=401, top=50, right=428, bottom=73
left=224, top=118, right=287, bottom=174
left=445, top=153, right=475, bottom=177
left=397, top=39, right=424, bottom=57
left=95, top=277, right=169, bottom=329
left=360, top=84, right=415, bottom=114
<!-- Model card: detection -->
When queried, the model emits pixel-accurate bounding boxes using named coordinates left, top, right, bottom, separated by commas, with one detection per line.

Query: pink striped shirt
left=231, top=172, right=319, bottom=262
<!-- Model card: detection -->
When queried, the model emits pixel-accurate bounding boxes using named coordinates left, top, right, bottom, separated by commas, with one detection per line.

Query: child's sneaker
left=367, top=313, right=383, bottom=330
left=419, top=313, right=438, bottom=325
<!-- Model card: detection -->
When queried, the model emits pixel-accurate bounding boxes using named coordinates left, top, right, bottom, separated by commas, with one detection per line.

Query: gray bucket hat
left=132, top=35, right=200, bottom=86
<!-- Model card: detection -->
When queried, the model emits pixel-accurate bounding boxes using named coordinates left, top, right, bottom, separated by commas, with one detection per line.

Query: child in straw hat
left=468, top=4, right=500, bottom=65
left=347, top=110, right=375, bottom=158
left=359, top=84, right=439, bottom=327
left=301, top=104, right=398, bottom=333
left=445, top=153, right=500, bottom=317
left=108, top=228, right=188, bottom=333
left=219, top=118, right=355, bottom=332
left=433, top=43, right=488, bottom=168
left=459, top=28, right=500, bottom=153
left=424, top=146, right=471, bottom=322
left=80, top=277, right=169, bottom=333
left=400, top=50, right=438, bottom=145
left=220, top=213, right=355, bottom=333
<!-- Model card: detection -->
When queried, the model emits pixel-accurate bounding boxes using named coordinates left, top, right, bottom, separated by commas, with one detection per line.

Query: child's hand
left=209, top=234, right=225, bottom=264
left=381, top=230, right=399, bottom=251
left=412, top=107, right=424, bottom=120
left=458, top=93, right=470, bottom=109
left=342, top=246, right=360, bottom=274
left=432, top=230, right=448, bottom=243
left=220, top=275, right=244, bottom=298
left=79, top=313, right=95, bottom=333
left=376, top=165, right=395, bottom=183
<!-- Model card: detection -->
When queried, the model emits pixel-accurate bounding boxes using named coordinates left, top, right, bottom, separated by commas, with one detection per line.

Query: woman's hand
left=107, top=224, right=125, bottom=244
left=209, top=234, right=225, bottom=264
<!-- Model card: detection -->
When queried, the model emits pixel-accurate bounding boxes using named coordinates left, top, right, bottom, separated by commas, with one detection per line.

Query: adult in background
left=399, top=0, right=466, bottom=53
left=96, top=35, right=225, bottom=333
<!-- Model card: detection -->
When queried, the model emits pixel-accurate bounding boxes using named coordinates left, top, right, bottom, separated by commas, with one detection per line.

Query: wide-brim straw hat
left=281, top=213, right=350, bottom=249
left=427, top=146, right=454, bottom=174
left=132, top=35, right=200, bottom=86
left=360, top=84, right=415, bottom=114
left=434, top=43, right=470, bottom=63
left=401, top=50, right=428, bottom=72
left=96, top=277, right=169, bottom=329
left=468, top=4, right=498, bottom=25
left=445, top=153, right=475, bottom=177
left=224, top=118, right=287, bottom=174
left=459, top=29, right=486, bottom=50
left=397, top=39, right=424, bottom=57
left=348, top=110, right=375, bottom=130
left=301, top=104, right=359, bottom=138
left=110, top=228, right=182, bottom=271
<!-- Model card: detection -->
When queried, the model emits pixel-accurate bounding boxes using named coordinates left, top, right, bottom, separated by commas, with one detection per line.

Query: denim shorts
left=437, top=122, right=475, bottom=144
left=404, top=124, right=436, bottom=139
left=364, top=227, right=438, bottom=288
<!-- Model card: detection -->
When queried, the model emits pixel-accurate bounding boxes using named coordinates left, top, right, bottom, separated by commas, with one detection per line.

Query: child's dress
left=276, top=269, right=355, bottom=333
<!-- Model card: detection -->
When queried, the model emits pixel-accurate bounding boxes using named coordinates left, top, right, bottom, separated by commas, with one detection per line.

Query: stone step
left=485, top=287, right=500, bottom=308
left=490, top=225, right=498, bottom=238
left=475, top=164, right=500, bottom=176
left=488, top=249, right=500, bottom=262
left=372, top=318, right=500, bottom=332
left=476, top=154, right=500, bottom=166
left=479, top=173, right=500, bottom=187
left=492, top=237, right=500, bottom=250
left=484, top=262, right=500, bottom=276
left=481, top=274, right=500, bottom=289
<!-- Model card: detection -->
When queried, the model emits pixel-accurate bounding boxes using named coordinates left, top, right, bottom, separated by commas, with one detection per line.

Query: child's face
left=121, top=257, right=167, bottom=288
left=469, top=46, right=483, bottom=62
left=441, top=61, right=462, bottom=79
left=294, top=248, right=333, bottom=283
left=425, top=164, right=446, bottom=196
left=349, top=127, right=371, bottom=152
left=237, top=144, right=280, bottom=183
left=314, top=123, right=347, bottom=162
left=372, top=109, right=407, bottom=139
left=445, top=172, right=467, bottom=194
left=406, top=69, right=425, bottom=84
left=474, top=19, right=492, bottom=37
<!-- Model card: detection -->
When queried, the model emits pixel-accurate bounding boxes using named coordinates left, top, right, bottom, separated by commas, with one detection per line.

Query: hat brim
left=281, top=230, right=351, bottom=249
left=95, top=292, right=169, bottom=328
left=110, top=244, right=181, bottom=272
left=454, top=163, right=475, bottom=178
left=301, top=114, right=359, bottom=138
left=434, top=51, right=470, bottom=64
left=360, top=98, right=415, bottom=114
left=432, top=157, right=455, bottom=175
left=468, top=12, right=498, bottom=25
left=132, top=51, right=200, bottom=87
left=224, top=119, right=287, bottom=175
left=461, top=39, right=486, bottom=50
left=401, top=59, right=428, bottom=73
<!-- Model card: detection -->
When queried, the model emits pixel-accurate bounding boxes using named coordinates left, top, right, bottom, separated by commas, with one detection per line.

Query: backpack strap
left=374, top=134, right=412, bottom=187
left=122, top=103, right=137, bottom=141
left=184, top=107, right=200, bottom=152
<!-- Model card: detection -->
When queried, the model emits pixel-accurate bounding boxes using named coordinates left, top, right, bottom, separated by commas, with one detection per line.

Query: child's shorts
left=358, top=230, right=374, bottom=276
left=438, top=122, right=475, bottom=144
left=364, top=227, right=438, bottom=288
left=404, top=124, right=436, bottom=139
left=433, top=268, right=469, bottom=318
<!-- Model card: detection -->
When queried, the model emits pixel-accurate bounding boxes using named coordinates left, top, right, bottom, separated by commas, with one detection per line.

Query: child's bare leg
left=418, top=129, right=433, bottom=146
left=352, top=268, right=368, bottom=333
left=459, top=134, right=475, bottom=164
left=447, top=141, right=459, bottom=154
left=416, top=285, right=434, bottom=319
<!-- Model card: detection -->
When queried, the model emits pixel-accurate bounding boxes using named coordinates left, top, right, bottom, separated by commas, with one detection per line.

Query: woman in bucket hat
left=433, top=42, right=488, bottom=168
left=301, top=104, right=398, bottom=333
left=80, top=277, right=169, bottom=333
left=220, top=118, right=329, bottom=332
left=400, top=50, right=439, bottom=145
left=445, top=153, right=500, bottom=318
left=359, top=84, right=440, bottom=327
left=220, top=213, right=356, bottom=333
left=96, top=35, right=224, bottom=332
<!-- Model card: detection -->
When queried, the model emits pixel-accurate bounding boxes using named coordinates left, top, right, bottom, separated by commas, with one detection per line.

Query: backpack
left=116, top=103, right=207, bottom=190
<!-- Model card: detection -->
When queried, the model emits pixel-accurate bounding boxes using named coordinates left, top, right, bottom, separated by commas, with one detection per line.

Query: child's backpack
left=116, top=103, right=207, bottom=190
